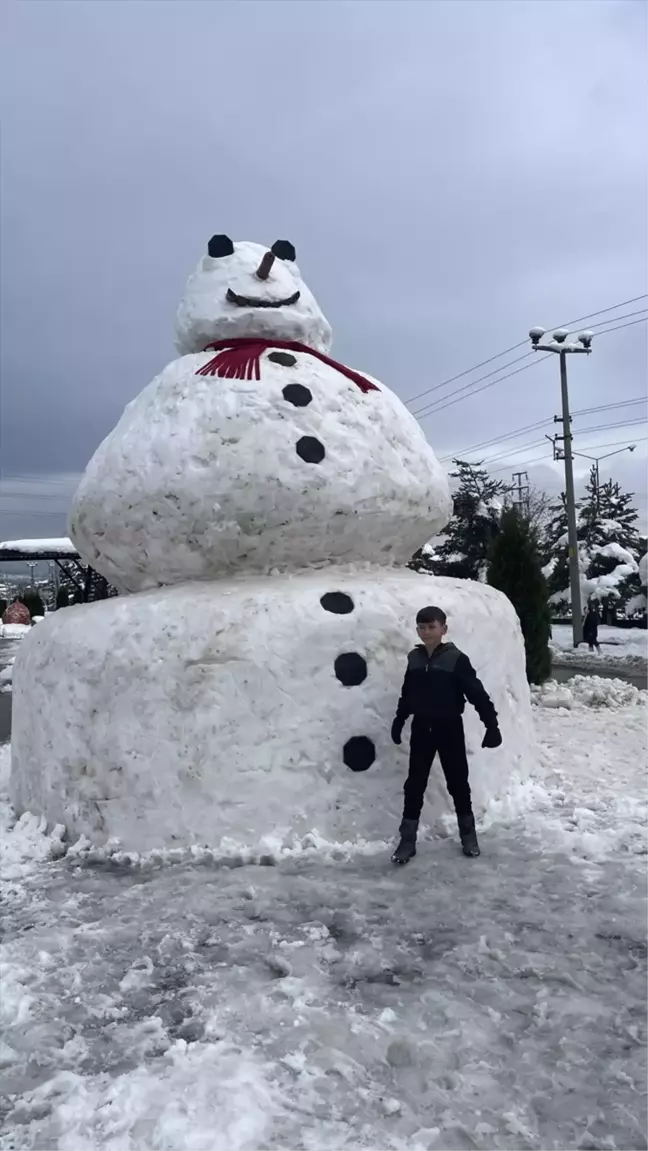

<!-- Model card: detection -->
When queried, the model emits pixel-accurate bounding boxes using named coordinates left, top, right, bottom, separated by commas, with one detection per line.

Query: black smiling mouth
left=226, top=288, right=301, bottom=309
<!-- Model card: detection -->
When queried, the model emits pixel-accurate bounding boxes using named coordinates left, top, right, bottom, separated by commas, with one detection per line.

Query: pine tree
left=580, top=468, right=641, bottom=620
left=487, top=507, right=552, bottom=683
left=411, top=460, right=508, bottom=580
left=543, top=494, right=577, bottom=616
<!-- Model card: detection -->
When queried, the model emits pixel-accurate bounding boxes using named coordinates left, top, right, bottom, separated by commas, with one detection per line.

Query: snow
left=552, top=623, right=647, bottom=659
left=174, top=239, right=333, bottom=356
left=0, top=537, right=76, bottom=554
left=584, top=564, right=637, bottom=601
left=69, top=351, right=451, bottom=592
left=0, top=623, right=31, bottom=641
left=1, top=683, right=646, bottom=1151
left=592, top=542, right=638, bottom=568
left=640, top=552, right=647, bottom=587
left=11, top=568, right=533, bottom=852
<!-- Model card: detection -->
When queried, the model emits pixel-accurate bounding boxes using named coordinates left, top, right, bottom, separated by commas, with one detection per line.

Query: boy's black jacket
left=394, top=642, right=498, bottom=728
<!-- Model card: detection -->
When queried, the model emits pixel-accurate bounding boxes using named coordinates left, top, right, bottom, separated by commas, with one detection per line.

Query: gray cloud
left=1, top=0, right=646, bottom=542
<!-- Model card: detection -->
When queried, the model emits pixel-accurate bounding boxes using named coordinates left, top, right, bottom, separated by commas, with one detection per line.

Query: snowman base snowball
left=10, top=568, right=536, bottom=853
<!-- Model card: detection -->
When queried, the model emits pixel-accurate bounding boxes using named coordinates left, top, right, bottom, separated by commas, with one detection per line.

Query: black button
left=269, top=352, right=297, bottom=367
left=334, top=653, right=367, bottom=686
left=320, top=592, right=354, bottom=614
left=283, top=384, right=312, bottom=407
left=343, top=736, right=376, bottom=772
left=296, top=436, right=325, bottom=464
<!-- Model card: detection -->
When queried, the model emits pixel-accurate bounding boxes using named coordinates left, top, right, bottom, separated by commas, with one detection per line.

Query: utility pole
left=529, top=325, right=593, bottom=647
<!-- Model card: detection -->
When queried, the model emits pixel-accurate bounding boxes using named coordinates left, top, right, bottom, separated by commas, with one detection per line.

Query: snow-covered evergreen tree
left=545, top=468, right=642, bottom=620
left=411, top=460, right=509, bottom=580
left=580, top=469, right=640, bottom=619
left=543, top=494, right=578, bottom=617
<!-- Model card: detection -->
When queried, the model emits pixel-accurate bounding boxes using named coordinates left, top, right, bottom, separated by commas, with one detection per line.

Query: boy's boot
left=391, top=817, right=419, bottom=865
left=457, top=812, right=480, bottom=857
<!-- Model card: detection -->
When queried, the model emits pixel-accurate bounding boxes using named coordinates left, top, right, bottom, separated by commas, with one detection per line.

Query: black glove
left=482, top=726, right=502, bottom=749
left=391, top=718, right=405, bottom=745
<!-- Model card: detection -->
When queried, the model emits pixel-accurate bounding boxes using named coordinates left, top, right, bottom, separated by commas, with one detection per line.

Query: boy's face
left=416, top=617, right=447, bottom=649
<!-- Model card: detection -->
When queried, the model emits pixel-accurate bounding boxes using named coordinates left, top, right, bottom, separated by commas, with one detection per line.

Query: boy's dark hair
left=416, top=605, right=447, bottom=625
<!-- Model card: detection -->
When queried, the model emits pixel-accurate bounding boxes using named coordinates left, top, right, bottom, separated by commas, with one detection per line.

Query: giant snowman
left=11, top=235, right=534, bottom=852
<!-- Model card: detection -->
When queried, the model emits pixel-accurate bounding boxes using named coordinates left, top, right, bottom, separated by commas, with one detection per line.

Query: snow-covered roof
left=0, top=537, right=78, bottom=558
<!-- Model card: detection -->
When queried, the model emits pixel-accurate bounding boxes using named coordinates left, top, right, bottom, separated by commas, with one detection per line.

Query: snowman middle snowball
left=69, top=236, right=452, bottom=593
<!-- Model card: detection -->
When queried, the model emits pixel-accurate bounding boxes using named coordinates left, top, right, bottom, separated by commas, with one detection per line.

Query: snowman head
left=175, top=236, right=333, bottom=356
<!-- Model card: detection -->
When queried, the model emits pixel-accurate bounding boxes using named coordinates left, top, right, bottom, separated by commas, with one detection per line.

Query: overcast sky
left=1, top=0, right=646, bottom=545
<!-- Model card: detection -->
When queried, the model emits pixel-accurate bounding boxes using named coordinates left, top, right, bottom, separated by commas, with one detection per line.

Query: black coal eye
left=207, top=234, right=234, bottom=258
left=271, top=240, right=296, bottom=262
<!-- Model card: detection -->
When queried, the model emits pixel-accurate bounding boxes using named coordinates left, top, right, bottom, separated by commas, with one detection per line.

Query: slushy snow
left=1, top=679, right=645, bottom=1151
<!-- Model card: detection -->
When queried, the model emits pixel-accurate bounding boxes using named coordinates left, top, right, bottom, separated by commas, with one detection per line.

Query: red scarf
left=196, top=338, right=379, bottom=394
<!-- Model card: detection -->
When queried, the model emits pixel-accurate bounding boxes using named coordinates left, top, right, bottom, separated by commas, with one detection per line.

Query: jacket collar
left=416, top=642, right=457, bottom=659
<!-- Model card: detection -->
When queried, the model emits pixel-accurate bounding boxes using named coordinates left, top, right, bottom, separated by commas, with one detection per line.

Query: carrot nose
left=256, top=251, right=275, bottom=280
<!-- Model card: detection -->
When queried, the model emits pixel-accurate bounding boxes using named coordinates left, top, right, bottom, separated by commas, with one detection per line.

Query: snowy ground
left=551, top=624, right=647, bottom=679
left=1, top=677, right=646, bottom=1151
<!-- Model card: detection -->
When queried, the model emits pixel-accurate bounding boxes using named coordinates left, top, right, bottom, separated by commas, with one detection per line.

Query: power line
left=588, top=308, right=648, bottom=330
left=410, top=352, right=535, bottom=417
left=572, top=396, right=646, bottom=419
left=416, top=312, right=647, bottom=422
left=477, top=418, right=647, bottom=467
left=574, top=436, right=646, bottom=453
left=439, top=395, right=647, bottom=461
left=414, top=355, right=551, bottom=420
left=459, top=416, right=646, bottom=470
left=404, top=293, right=647, bottom=408
left=571, top=416, right=647, bottom=436
left=592, top=316, right=647, bottom=338
left=488, top=435, right=644, bottom=475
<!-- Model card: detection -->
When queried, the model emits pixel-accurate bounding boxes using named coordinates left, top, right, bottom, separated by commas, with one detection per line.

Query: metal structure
left=0, top=540, right=116, bottom=603
left=511, top=470, right=530, bottom=516
left=529, top=326, right=593, bottom=646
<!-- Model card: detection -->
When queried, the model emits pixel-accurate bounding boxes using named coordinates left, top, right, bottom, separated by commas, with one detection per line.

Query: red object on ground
left=2, top=602, right=31, bottom=625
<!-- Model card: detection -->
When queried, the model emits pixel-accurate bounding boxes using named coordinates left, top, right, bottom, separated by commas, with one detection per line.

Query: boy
left=390, top=605, right=501, bottom=864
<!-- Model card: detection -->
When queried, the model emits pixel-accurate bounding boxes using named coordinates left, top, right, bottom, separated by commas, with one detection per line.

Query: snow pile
left=0, top=660, right=14, bottom=693
left=0, top=623, right=31, bottom=641
left=640, top=552, right=647, bottom=588
left=533, top=674, right=645, bottom=710
left=0, top=746, right=66, bottom=894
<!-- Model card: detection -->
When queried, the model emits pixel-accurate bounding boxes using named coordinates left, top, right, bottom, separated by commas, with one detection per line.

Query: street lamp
left=529, top=326, right=593, bottom=647
left=570, top=444, right=636, bottom=514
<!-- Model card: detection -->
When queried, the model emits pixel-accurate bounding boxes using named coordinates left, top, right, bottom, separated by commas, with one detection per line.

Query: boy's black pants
left=403, top=717, right=472, bottom=820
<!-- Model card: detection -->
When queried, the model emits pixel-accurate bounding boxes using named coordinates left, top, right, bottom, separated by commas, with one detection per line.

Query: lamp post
left=529, top=326, right=593, bottom=647
left=570, top=445, right=636, bottom=512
